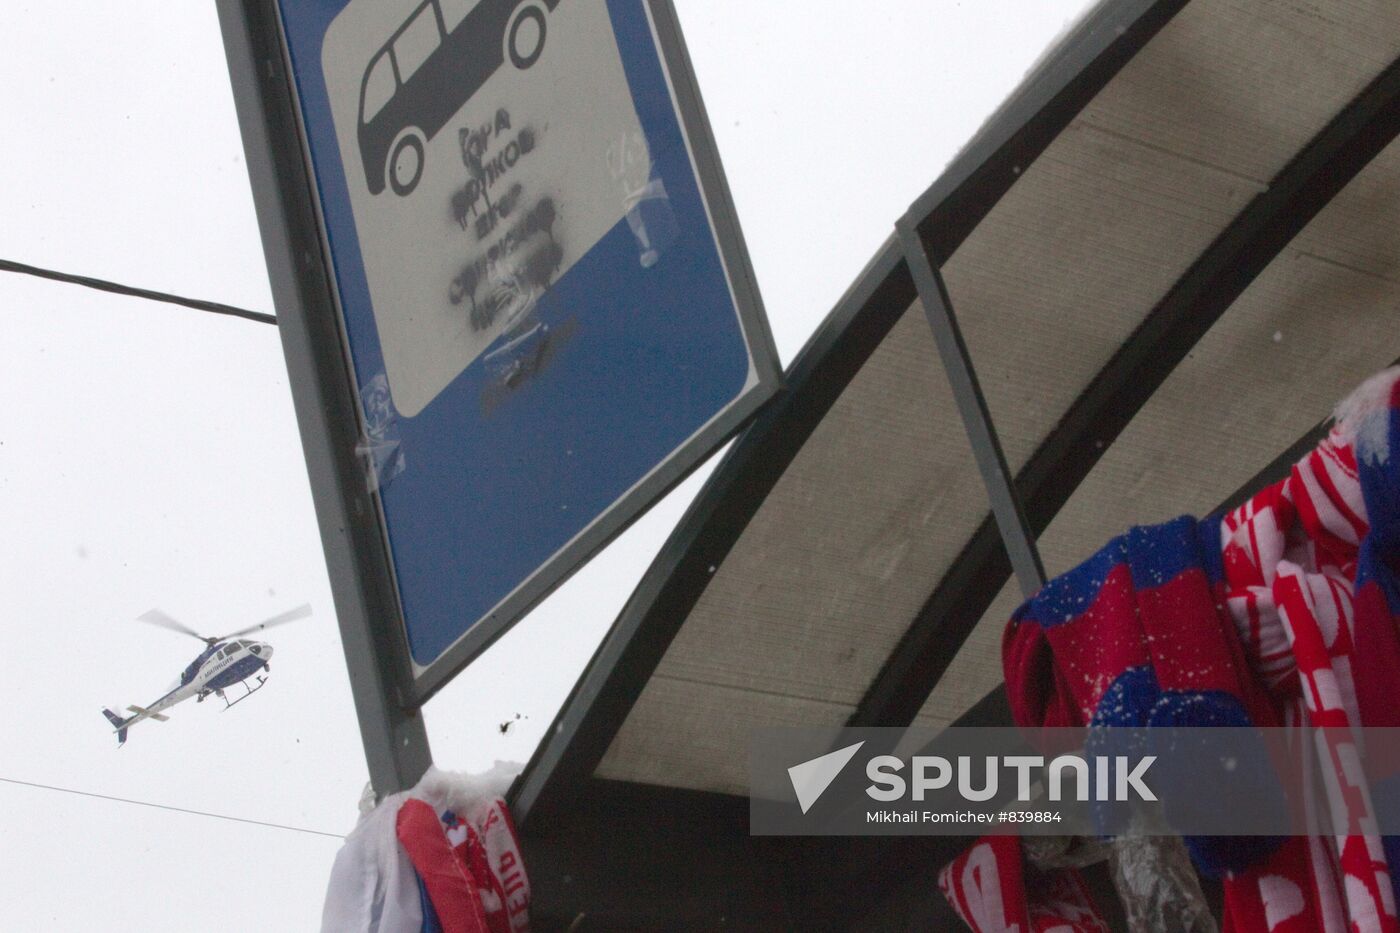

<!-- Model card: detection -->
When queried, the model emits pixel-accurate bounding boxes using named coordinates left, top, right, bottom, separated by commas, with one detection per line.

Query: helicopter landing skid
left=219, top=674, right=268, bottom=710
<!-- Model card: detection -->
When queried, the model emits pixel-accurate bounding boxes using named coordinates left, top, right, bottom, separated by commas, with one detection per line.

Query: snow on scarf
left=321, top=764, right=529, bottom=933
left=1000, top=511, right=1282, bottom=879
left=943, top=367, right=1400, bottom=933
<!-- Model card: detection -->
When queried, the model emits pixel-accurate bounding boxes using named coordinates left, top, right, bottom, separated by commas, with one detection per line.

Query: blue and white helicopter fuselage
left=102, top=605, right=308, bottom=746
left=103, top=639, right=273, bottom=745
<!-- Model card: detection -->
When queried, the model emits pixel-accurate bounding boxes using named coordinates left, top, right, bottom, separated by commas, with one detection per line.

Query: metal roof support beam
left=898, top=221, right=1046, bottom=599
left=853, top=53, right=1400, bottom=729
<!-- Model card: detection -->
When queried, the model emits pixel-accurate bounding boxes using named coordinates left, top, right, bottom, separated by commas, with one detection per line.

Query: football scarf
left=945, top=368, right=1400, bottom=933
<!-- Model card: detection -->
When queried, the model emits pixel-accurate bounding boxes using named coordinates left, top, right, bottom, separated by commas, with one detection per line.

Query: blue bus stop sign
left=253, top=0, right=778, bottom=703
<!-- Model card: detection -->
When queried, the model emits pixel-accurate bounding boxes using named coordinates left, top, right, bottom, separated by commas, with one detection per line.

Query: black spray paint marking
left=450, top=108, right=537, bottom=230
left=445, top=106, right=561, bottom=332
left=449, top=196, right=561, bottom=332
left=473, top=181, right=526, bottom=241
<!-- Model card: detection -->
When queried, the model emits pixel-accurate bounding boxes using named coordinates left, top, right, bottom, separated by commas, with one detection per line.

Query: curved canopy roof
left=514, top=0, right=1400, bottom=821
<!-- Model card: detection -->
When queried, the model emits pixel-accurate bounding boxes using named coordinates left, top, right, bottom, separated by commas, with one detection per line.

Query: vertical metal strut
left=897, top=220, right=1046, bottom=598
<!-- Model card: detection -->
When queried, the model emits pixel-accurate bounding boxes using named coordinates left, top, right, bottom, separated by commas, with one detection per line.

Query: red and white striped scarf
left=1219, top=410, right=1396, bottom=931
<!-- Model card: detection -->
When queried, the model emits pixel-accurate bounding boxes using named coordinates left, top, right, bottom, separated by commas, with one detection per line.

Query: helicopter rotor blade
left=136, top=609, right=211, bottom=642
left=223, top=604, right=312, bottom=639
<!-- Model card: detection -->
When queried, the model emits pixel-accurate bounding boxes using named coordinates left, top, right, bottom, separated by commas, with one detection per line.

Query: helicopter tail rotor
left=101, top=708, right=131, bottom=747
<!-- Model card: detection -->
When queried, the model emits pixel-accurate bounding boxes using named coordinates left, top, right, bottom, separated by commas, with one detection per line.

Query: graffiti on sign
left=322, top=0, right=653, bottom=416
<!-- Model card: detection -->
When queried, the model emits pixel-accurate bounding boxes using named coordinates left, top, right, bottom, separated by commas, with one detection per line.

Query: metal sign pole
left=221, top=0, right=777, bottom=797
left=218, top=0, right=432, bottom=796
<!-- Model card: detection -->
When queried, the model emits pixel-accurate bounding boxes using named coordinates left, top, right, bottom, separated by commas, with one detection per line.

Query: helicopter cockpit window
left=250, top=645, right=262, bottom=655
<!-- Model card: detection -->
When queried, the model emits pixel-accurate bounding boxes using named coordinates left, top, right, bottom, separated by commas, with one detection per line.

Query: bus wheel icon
left=506, top=2, right=549, bottom=70
left=387, top=129, right=425, bottom=197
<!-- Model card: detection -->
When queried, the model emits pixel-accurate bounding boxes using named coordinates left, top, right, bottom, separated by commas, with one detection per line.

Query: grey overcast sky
left=1, top=2, right=1089, bottom=929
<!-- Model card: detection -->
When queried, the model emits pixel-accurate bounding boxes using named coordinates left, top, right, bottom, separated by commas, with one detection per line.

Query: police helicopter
left=100, top=605, right=311, bottom=746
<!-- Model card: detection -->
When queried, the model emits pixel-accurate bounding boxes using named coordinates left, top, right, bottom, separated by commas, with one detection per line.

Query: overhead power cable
left=0, top=257, right=277, bottom=326
left=0, top=775, right=343, bottom=840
